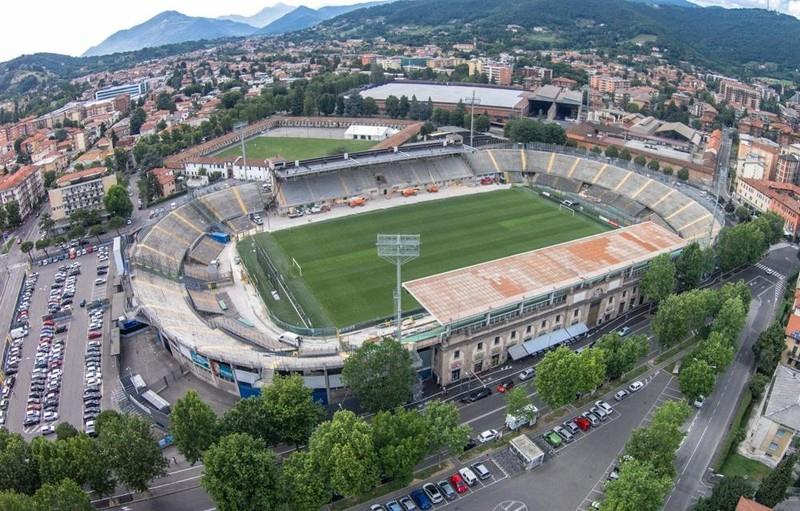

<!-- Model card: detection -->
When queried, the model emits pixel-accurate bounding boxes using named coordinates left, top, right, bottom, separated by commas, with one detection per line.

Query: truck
left=9, top=327, right=28, bottom=340
left=505, top=404, right=539, bottom=431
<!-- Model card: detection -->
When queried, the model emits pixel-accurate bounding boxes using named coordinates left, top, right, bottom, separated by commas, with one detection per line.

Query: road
left=664, top=245, right=798, bottom=511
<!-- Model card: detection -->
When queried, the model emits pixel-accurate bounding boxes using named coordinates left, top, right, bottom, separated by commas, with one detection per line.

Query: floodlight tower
left=234, top=121, right=248, bottom=169
left=377, top=234, right=420, bottom=342
left=462, top=90, right=481, bottom=147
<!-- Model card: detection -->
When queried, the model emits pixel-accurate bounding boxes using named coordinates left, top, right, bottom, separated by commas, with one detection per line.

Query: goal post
left=559, top=204, right=576, bottom=216
left=292, top=257, right=303, bottom=277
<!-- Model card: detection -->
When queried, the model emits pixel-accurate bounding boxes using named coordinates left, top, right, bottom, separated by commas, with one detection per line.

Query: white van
left=9, top=327, right=28, bottom=340
left=458, top=467, right=478, bottom=487
left=278, top=332, right=302, bottom=347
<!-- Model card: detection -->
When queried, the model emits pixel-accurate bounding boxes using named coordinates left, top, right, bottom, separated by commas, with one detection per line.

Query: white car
left=693, top=395, right=705, bottom=408
left=595, top=400, right=613, bottom=414
left=40, top=425, right=56, bottom=436
left=614, top=389, right=629, bottom=401
left=477, top=429, right=499, bottom=444
left=518, top=367, right=535, bottom=381
left=628, top=380, right=644, bottom=393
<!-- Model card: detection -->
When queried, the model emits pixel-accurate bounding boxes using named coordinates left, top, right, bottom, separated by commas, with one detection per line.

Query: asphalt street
left=664, top=245, right=799, bottom=511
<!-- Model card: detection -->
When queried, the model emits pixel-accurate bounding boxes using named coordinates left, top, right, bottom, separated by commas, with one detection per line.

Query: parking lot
left=2, top=244, right=112, bottom=437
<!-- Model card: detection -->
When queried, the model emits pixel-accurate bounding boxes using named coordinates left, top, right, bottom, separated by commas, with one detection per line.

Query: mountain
left=82, top=11, right=256, bottom=57
left=218, top=3, right=296, bottom=28
left=314, top=0, right=800, bottom=72
left=626, top=0, right=696, bottom=6
left=257, top=1, right=385, bottom=35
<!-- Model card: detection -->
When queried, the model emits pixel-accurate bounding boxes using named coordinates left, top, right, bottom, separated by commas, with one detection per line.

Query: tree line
left=0, top=411, right=167, bottom=510
left=169, top=367, right=471, bottom=511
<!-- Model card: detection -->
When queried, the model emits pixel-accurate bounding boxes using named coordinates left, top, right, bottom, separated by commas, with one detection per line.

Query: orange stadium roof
left=403, top=221, right=686, bottom=326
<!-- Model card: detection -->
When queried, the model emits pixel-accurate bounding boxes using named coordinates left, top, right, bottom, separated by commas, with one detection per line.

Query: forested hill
left=313, top=0, right=800, bottom=73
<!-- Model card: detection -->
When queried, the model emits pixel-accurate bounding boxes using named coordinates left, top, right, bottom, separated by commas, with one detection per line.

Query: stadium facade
left=128, top=143, right=722, bottom=401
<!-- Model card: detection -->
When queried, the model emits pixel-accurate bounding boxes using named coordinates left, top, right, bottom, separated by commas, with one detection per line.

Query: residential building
left=740, top=364, right=800, bottom=468
left=720, top=78, right=761, bottom=111
left=0, top=165, right=45, bottom=221
left=95, top=82, right=148, bottom=101
left=775, top=153, right=800, bottom=185
left=151, top=168, right=177, bottom=197
left=49, top=167, right=117, bottom=221
left=590, top=75, right=631, bottom=95
left=483, top=63, right=513, bottom=86
left=737, top=135, right=780, bottom=180
left=735, top=496, right=772, bottom=511
left=783, top=274, right=800, bottom=369
left=735, top=178, right=800, bottom=237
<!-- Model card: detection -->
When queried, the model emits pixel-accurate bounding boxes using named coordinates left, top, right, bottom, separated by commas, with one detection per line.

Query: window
left=476, top=342, right=483, bottom=351
left=526, top=325, right=532, bottom=334
left=777, top=429, right=787, bottom=438
left=494, top=336, right=500, bottom=344
left=555, top=314, right=561, bottom=323
left=511, top=331, right=517, bottom=339
left=622, top=291, right=627, bottom=298
left=574, top=309, right=580, bottom=317
left=453, top=350, right=460, bottom=359
left=609, top=296, right=614, bottom=304
left=451, top=368, right=461, bottom=382
left=768, top=442, right=780, bottom=452
left=541, top=320, right=547, bottom=328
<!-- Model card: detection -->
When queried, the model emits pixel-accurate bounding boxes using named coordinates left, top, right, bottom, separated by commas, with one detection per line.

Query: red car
left=574, top=416, right=591, bottom=432
left=480, top=176, right=494, bottom=185
left=88, top=332, right=102, bottom=340
left=496, top=380, right=515, bottom=393
left=449, top=473, right=469, bottom=494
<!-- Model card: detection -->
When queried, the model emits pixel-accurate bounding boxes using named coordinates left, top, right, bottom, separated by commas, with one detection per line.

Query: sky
left=0, top=0, right=795, bottom=63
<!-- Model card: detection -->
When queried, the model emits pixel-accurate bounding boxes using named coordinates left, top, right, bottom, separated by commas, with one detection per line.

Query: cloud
left=695, top=0, right=799, bottom=16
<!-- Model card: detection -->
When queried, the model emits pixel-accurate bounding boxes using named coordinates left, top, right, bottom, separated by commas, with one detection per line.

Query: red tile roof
left=0, top=165, right=39, bottom=191
left=55, top=167, right=108, bottom=187
left=736, top=496, right=772, bottom=511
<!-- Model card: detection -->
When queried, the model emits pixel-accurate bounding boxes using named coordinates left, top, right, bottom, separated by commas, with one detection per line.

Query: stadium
left=129, top=135, right=722, bottom=402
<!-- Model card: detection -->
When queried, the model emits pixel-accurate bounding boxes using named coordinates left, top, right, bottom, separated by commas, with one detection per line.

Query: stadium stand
left=187, top=289, right=226, bottom=315
left=198, top=183, right=264, bottom=223
left=530, top=174, right=582, bottom=193
left=210, top=317, right=295, bottom=352
left=189, top=236, right=226, bottom=266
left=133, top=204, right=212, bottom=276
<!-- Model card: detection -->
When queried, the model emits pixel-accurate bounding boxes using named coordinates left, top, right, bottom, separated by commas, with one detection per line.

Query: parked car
left=614, top=389, right=629, bottom=401
left=563, top=419, right=580, bottom=434
left=595, top=400, right=613, bottom=414
left=477, top=429, right=499, bottom=443
left=582, top=411, right=601, bottom=427
left=496, top=380, right=515, bottom=393
left=574, top=416, right=592, bottom=431
left=628, top=380, right=644, bottom=393
left=436, top=480, right=457, bottom=500
left=458, top=467, right=478, bottom=486
left=554, top=425, right=574, bottom=443
left=590, top=406, right=609, bottom=421
left=461, top=387, right=491, bottom=403
left=398, top=496, right=417, bottom=511
left=617, top=326, right=631, bottom=337
left=470, top=462, right=491, bottom=480
left=518, top=367, right=535, bottom=381
left=544, top=431, right=563, bottom=448
left=422, top=482, right=444, bottom=504
left=409, top=489, right=432, bottom=510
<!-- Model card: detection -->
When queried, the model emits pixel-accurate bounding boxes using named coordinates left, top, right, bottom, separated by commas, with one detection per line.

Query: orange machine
left=349, top=197, right=366, bottom=207
left=426, top=184, right=439, bottom=193
left=401, top=188, right=418, bottom=197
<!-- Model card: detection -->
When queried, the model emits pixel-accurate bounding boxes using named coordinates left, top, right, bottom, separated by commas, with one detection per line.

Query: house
left=735, top=497, right=772, bottom=511
left=740, top=363, right=800, bottom=468
left=151, top=168, right=177, bottom=197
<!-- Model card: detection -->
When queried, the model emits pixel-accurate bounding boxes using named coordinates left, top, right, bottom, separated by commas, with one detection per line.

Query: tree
left=0, top=429, right=39, bottom=495
left=662, top=166, right=674, bottom=176
left=653, top=289, right=717, bottom=349
left=0, top=206, right=6, bottom=231
left=108, top=215, right=125, bottom=235
left=619, top=148, right=632, bottom=161
left=422, top=400, right=470, bottom=459
left=5, top=202, right=21, bottom=229
left=130, top=108, right=146, bottom=135
left=31, top=433, right=114, bottom=495
left=219, top=396, right=273, bottom=446
left=32, top=479, right=92, bottom=511
left=54, top=423, right=78, bottom=441
left=504, top=386, right=536, bottom=423
left=675, top=242, right=713, bottom=290
left=38, top=214, right=55, bottom=236
left=156, top=93, right=176, bottom=113
left=19, top=241, right=33, bottom=262
left=591, top=146, right=603, bottom=154
left=693, top=476, right=755, bottom=511
left=641, top=254, right=676, bottom=304
left=89, top=224, right=104, bottom=241
left=535, top=347, right=583, bottom=408
left=0, top=491, right=33, bottom=510
left=734, top=205, right=751, bottom=223
left=308, top=410, right=379, bottom=499
left=474, top=114, right=490, bottom=133
left=647, top=160, right=660, bottom=171
left=202, top=433, right=282, bottom=511
left=602, top=459, right=673, bottom=511
left=752, top=321, right=786, bottom=375
left=34, top=239, right=50, bottom=257
left=677, top=167, right=690, bottom=181
left=43, top=171, right=57, bottom=188
left=372, top=409, right=428, bottom=484
left=398, top=95, right=410, bottom=118
left=634, top=155, right=647, bottom=166
left=695, top=332, right=734, bottom=373
left=679, top=359, right=715, bottom=402
left=754, top=452, right=797, bottom=507
left=342, top=339, right=415, bottom=413
left=752, top=212, right=784, bottom=246
left=577, top=348, right=606, bottom=394
left=605, top=146, right=620, bottom=158
left=281, top=451, right=329, bottom=511
left=96, top=412, right=168, bottom=493
left=624, top=401, right=689, bottom=478
left=710, top=297, right=746, bottom=343
left=260, top=374, right=324, bottom=446
left=170, top=390, right=218, bottom=465
left=717, top=223, right=765, bottom=272
left=104, top=184, right=133, bottom=219
left=595, top=333, right=648, bottom=380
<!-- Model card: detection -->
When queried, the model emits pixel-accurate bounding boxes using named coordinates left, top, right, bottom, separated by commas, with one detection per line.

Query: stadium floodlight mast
left=377, top=234, right=420, bottom=343
left=235, top=121, right=248, bottom=169
left=462, top=90, right=481, bottom=147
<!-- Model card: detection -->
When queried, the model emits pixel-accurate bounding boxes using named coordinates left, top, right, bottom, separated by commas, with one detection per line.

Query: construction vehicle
left=426, top=184, right=439, bottom=193
left=349, top=197, right=366, bottom=207
left=401, top=188, right=418, bottom=197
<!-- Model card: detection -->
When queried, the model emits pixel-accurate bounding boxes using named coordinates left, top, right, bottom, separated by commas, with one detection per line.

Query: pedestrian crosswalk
left=755, top=263, right=785, bottom=279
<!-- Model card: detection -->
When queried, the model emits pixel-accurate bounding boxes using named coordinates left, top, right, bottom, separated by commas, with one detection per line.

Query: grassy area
left=1, top=236, right=15, bottom=254
left=216, top=136, right=376, bottom=161
left=716, top=388, right=755, bottom=472
left=719, top=453, right=772, bottom=482
left=654, top=337, right=698, bottom=364
left=244, top=188, right=609, bottom=328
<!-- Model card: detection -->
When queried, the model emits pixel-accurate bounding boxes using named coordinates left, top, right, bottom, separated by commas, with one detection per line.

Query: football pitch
left=216, top=136, right=376, bottom=161
left=239, top=188, right=609, bottom=329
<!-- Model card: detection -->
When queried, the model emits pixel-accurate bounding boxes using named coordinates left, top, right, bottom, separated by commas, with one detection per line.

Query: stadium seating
left=531, top=174, right=582, bottom=193
left=490, top=149, right=524, bottom=173
left=189, top=235, right=226, bottom=266
left=463, top=151, right=498, bottom=174
left=198, top=183, right=264, bottom=223
left=133, top=204, right=212, bottom=275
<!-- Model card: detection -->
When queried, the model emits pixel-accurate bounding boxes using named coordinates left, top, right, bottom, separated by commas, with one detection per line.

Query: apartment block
left=590, top=75, right=631, bottom=94
left=720, top=79, right=761, bottom=111
left=48, top=167, right=117, bottom=221
left=0, top=165, right=45, bottom=221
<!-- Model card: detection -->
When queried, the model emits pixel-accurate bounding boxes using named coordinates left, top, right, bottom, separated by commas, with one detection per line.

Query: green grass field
left=240, top=188, right=609, bottom=329
left=216, top=136, right=376, bottom=161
